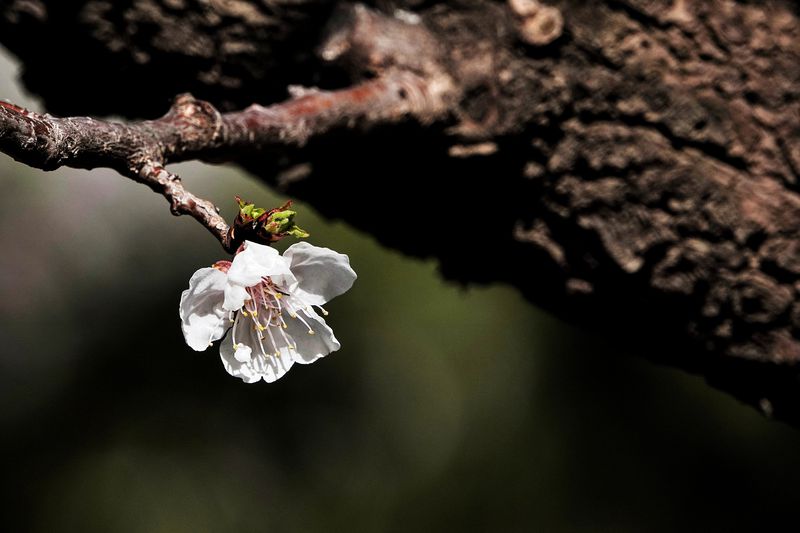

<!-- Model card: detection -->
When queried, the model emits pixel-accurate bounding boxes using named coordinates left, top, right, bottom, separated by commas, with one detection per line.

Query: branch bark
left=2, top=0, right=800, bottom=423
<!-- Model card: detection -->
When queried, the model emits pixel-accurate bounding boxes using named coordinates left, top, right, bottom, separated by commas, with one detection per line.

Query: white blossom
left=180, top=241, right=356, bottom=383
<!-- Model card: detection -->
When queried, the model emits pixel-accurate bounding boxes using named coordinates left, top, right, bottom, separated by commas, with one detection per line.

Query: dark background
left=1, top=47, right=799, bottom=533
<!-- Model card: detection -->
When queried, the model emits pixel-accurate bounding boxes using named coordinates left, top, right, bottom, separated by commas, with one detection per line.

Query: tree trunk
left=2, top=0, right=800, bottom=422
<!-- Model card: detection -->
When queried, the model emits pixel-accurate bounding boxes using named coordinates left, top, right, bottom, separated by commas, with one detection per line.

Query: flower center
left=230, top=277, right=326, bottom=358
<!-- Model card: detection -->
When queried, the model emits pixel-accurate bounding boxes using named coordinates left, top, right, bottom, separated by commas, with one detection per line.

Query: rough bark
left=1, top=0, right=800, bottom=423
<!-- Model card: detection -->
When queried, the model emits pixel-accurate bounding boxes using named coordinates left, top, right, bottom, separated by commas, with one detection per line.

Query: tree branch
left=0, top=70, right=451, bottom=252
left=4, top=0, right=800, bottom=423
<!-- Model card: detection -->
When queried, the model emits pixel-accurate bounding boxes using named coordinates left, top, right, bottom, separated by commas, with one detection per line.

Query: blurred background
left=2, top=47, right=800, bottom=533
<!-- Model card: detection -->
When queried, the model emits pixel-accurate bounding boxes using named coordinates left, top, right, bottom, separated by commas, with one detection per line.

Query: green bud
left=236, top=196, right=266, bottom=220
left=260, top=208, right=309, bottom=239
left=286, top=225, right=310, bottom=239
left=264, top=209, right=296, bottom=234
left=232, top=197, right=309, bottom=245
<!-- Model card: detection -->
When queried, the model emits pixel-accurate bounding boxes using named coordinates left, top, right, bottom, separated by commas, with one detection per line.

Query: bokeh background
left=2, top=47, right=800, bottom=533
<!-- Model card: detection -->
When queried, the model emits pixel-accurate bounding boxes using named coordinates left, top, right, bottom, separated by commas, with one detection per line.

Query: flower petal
left=283, top=242, right=357, bottom=306
left=284, top=306, right=341, bottom=364
left=219, top=313, right=295, bottom=383
left=222, top=283, right=250, bottom=312
left=179, top=267, right=229, bottom=351
left=227, top=241, right=297, bottom=291
left=234, top=343, right=252, bottom=363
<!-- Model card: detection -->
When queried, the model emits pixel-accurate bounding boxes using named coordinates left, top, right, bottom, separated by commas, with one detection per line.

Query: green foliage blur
left=2, top=49, right=800, bottom=533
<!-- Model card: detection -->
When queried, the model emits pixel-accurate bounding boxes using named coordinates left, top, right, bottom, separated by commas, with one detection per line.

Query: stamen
left=263, top=308, right=280, bottom=355
left=278, top=324, right=296, bottom=350
left=232, top=277, right=325, bottom=363
left=277, top=313, right=289, bottom=329
left=232, top=315, right=240, bottom=346
left=265, top=327, right=279, bottom=356
left=257, top=286, right=270, bottom=309
left=255, top=327, right=270, bottom=358
left=284, top=301, right=315, bottom=333
left=261, top=283, right=282, bottom=307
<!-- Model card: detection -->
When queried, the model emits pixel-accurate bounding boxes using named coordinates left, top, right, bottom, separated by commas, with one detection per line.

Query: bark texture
left=1, top=0, right=800, bottom=422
